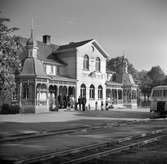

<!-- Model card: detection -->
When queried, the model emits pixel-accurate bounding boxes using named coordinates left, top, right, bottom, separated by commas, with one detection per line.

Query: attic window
left=83, top=55, right=89, bottom=70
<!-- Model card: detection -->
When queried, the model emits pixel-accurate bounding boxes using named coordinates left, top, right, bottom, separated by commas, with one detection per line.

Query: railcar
left=150, top=85, right=167, bottom=117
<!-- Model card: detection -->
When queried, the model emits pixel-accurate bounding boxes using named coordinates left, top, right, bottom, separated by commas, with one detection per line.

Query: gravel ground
left=85, top=135, right=167, bottom=164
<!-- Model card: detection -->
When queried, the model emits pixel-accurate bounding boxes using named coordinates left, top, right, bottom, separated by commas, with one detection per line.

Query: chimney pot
left=43, top=35, right=51, bottom=45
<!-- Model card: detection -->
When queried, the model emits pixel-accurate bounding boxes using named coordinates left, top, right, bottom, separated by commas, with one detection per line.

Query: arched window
left=132, top=90, right=137, bottom=99
left=22, top=82, right=29, bottom=99
left=37, top=83, right=47, bottom=105
left=83, top=55, right=89, bottom=70
left=118, top=90, right=123, bottom=100
left=98, top=85, right=103, bottom=99
left=80, top=84, right=86, bottom=97
left=89, top=84, right=95, bottom=99
left=95, top=57, right=101, bottom=72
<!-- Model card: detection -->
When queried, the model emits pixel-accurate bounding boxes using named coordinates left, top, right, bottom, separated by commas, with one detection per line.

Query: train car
left=150, top=85, right=167, bottom=117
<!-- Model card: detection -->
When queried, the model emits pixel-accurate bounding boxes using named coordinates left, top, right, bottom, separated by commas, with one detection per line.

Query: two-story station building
left=16, top=30, right=137, bottom=113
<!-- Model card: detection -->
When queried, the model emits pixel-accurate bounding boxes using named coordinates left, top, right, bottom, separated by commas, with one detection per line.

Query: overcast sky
left=1, top=0, right=167, bottom=73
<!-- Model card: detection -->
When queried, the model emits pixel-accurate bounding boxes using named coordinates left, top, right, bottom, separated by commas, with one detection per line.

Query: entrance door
left=157, top=101, right=165, bottom=115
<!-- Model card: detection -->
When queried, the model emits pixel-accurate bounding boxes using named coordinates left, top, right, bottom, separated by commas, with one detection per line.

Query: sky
left=1, top=0, right=167, bottom=74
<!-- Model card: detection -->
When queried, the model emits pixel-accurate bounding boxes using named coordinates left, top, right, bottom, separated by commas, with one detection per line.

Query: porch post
left=19, top=81, right=22, bottom=108
left=34, top=80, right=36, bottom=106
left=116, top=89, right=118, bottom=104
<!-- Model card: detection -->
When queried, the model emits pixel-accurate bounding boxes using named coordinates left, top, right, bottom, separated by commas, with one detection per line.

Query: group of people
left=56, top=94, right=87, bottom=111
left=57, top=94, right=74, bottom=109
left=77, top=96, right=87, bottom=111
left=49, top=94, right=108, bottom=111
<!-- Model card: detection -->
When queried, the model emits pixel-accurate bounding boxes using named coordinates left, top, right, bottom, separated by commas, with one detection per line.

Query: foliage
left=135, top=66, right=166, bottom=100
left=0, top=104, right=20, bottom=114
left=107, top=56, right=124, bottom=73
left=137, top=70, right=152, bottom=99
left=107, top=56, right=166, bottom=101
left=107, top=56, right=138, bottom=81
left=147, top=66, right=166, bottom=86
left=0, top=16, right=21, bottom=105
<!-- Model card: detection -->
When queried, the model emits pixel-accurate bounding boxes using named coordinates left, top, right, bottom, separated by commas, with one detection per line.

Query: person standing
left=63, top=95, right=67, bottom=108
left=82, top=96, right=87, bottom=111
left=78, top=96, right=82, bottom=111
left=58, top=94, right=62, bottom=109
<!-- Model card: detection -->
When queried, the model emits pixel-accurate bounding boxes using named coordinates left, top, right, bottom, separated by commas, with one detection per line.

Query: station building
left=16, top=31, right=137, bottom=113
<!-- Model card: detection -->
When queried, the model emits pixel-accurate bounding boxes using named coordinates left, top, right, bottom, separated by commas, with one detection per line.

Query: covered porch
left=18, top=77, right=76, bottom=113
left=106, top=81, right=123, bottom=108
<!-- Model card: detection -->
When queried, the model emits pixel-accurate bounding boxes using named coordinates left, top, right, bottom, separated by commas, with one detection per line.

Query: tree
left=147, top=66, right=165, bottom=86
left=137, top=66, right=166, bottom=101
left=0, top=16, right=21, bottom=105
left=107, top=56, right=138, bottom=81
left=137, top=70, right=152, bottom=101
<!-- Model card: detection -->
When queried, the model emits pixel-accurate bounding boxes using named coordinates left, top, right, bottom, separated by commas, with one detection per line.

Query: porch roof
left=47, top=75, right=77, bottom=83
left=106, top=81, right=123, bottom=87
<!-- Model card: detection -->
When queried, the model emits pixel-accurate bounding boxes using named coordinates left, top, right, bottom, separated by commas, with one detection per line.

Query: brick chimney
left=43, top=35, right=51, bottom=45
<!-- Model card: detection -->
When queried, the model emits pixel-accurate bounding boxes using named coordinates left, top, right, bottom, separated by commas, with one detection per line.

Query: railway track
left=3, top=128, right=167, bottom=164
left=0, top=120, right=144, bottom=143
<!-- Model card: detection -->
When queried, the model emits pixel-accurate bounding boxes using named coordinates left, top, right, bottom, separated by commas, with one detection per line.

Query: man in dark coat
left=82, top=96, right=87, bottom=111
left=58, top=94, right=62, bottom=109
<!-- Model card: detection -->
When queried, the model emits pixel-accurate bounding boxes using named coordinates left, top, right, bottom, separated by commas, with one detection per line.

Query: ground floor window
left=132, top=90, right=137, bottom=99
left=37, top=83, right=47, bottom=105
left=22, top=82, right=29, bottom=99
left=98, top=85, right=103, bottom=99
left=118, top=90, right=123, bottom=99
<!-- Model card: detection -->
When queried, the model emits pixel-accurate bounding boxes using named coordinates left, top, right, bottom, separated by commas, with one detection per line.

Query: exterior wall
left=56, top=51, right=76, bottom=79
left=76, top=42, right=107, bottom=110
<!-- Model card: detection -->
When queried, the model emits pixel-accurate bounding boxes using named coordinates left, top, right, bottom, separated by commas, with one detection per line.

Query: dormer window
left=44, top=64, right=57, bottom=75
left=83, top=55, right=89, bottom=70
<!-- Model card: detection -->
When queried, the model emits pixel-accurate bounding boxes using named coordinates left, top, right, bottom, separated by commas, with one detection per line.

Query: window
left=37, top=84, right=47, bottom=105
left=153, top=90, right=162, bottom=97
left=83, top=55, right=89, bottom=70
left=45, top=64, right=57, bottom=75
left=132, top=90, right=137, bottom=99
left=54, top=66, right=57, bottom=75
left=118, top=90, right=123, bottom=99
left=98, top=85, right=103, bottom=99
left=46, top=65, right=51, bottom=74
left=12, top=88, right=17, bottom=101
left=51, top=65, right=54, bottom=74
left=22, top=82, right=29, bottom=99
left=80, top=84, right=86, bottom=98
left=164, top=90, right=167, bottom=97
left=89, top=84, right=95, bottom=99
left=95, top=57, right=101, bottom=72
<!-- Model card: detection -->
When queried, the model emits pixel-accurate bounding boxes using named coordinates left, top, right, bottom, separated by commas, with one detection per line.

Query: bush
left=0, top=104, right=20, bottom=114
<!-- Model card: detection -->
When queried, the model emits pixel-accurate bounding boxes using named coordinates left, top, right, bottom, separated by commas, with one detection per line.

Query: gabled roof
left=56, top=39, right=93, bottom=51
left=55, top=39, right=109, bottom=58
left=91, top=41, right=108, bottom=58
